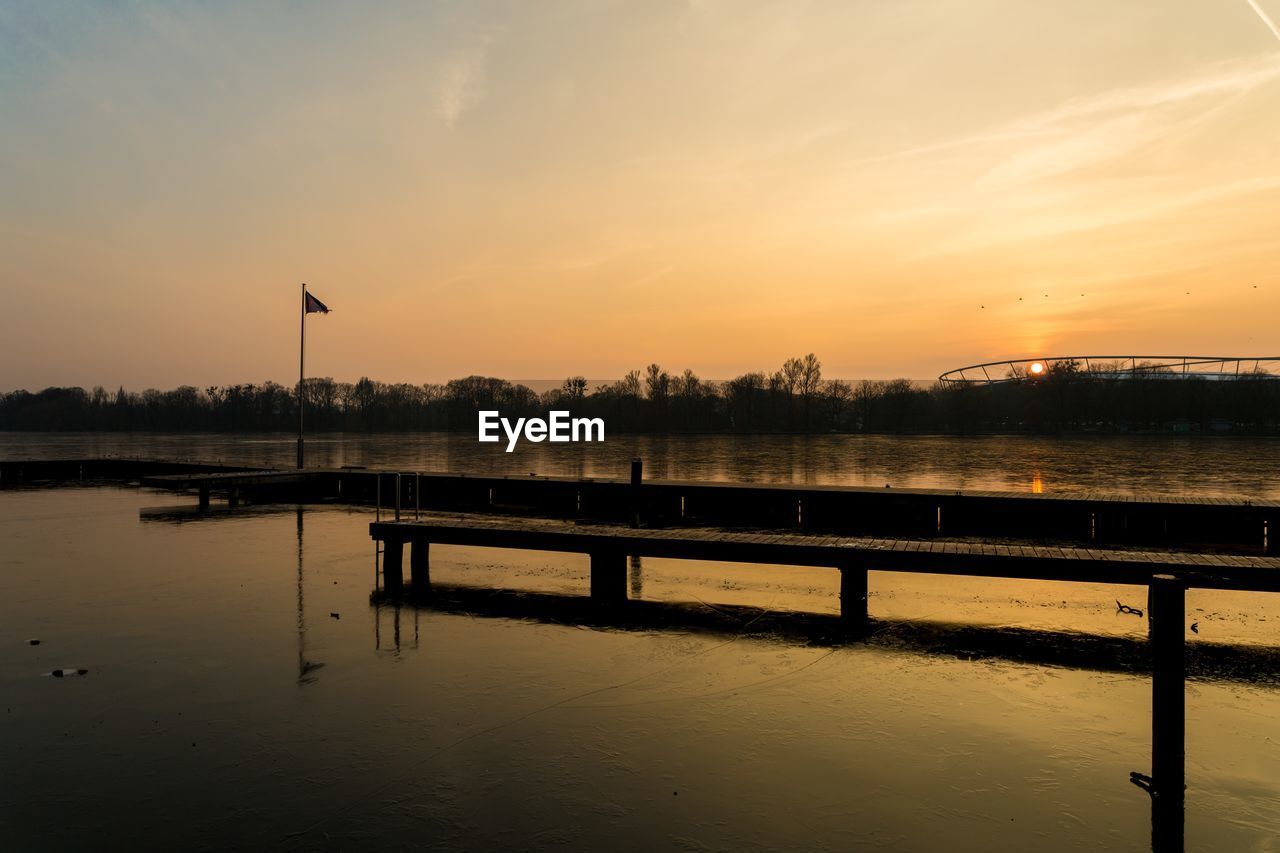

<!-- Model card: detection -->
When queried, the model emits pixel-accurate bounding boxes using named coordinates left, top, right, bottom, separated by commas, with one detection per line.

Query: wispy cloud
left=434, top=38, right=490, bottom=130
left=847, top=54, right=1280, bottom=254
left=971, top=56, right=1280, bottom=189
left=1245, top=0, right=1280, bottom=44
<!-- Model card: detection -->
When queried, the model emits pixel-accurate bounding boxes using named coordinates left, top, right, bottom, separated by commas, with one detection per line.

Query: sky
left=2, top=0, right=1279, bottom=390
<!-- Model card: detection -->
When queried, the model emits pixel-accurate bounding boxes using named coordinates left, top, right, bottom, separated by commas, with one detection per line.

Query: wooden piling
left=840, top=560, right=869, bottom=632
left=590, top=547, right=627, bottom=604
left=383, top=539, right=404, bottom=593
left=410, top=540, right=430, bottom=595
left=198, top=485, right=210, bottom=510
left=1149, top=573, right=1185, bottom=847
left=630, top=458, right=643, bottom=528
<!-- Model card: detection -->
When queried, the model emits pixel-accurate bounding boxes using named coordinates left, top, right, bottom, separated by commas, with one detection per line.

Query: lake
left=2, top=430, right=1279, bottom=498
left=2, top=433, right=1278, bottom=850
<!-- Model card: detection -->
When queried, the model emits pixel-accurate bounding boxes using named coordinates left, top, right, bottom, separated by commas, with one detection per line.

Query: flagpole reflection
left=296, top=507, right=324, bottom=683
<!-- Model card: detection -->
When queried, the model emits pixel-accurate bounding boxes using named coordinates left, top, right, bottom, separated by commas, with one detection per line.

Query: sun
left=1029, top=361, right=1045, bottom=375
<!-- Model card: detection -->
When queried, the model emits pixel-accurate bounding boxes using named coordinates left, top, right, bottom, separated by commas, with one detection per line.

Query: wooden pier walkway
left=368, top=514, right=1280, bottom=626
left=139, top=465, right=1280, bottom=555
left=6, top=456, right=1276, bottom=554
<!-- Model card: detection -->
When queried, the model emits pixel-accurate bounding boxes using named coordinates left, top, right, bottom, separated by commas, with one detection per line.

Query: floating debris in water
left=1190, top=622, right=1199, bottom=634
left=329, top=612, right=340, bottom=619
left=47, top=668, right=88, bottom=678
left=1116, top=600, right=1144, bottom=618
left=28, top=639, right=40, bottom=645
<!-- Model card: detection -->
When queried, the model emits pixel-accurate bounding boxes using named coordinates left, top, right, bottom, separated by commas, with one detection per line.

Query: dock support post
left=198, top=485, right=210, bottom=510
left=1149, top=573, right=1185, bottom=849
left=590, top=548, right=627, bottom=605
left=228, top=487, right=240, bottom=507
left=383, top=539, right=404, bottom=594
left=840, top=560, right=869, bottom=633
left=630, top=458, right=643, bottom=528
left=410, top=540, right=430, bottom=595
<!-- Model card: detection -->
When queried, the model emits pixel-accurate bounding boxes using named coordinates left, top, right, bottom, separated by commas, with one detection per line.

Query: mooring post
left=410, top=540, right=430, bottom=595
left=415, top=472, right=421, bottom=521
left=840, top=559, right=869, bottom=633
left=383, top=538, right=404, bottom=594
left=198, top=484, right=210, bottom=510
left=590, top=547, right=627, bottom=605
left=1149, top=573, right=1185, bottom=848
left=395, top=473, right=402, bottom=522
left=630, top=458, right=643, bottom=528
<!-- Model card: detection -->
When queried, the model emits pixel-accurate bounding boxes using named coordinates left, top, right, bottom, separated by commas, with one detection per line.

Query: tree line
left=2, top=356, right=1277, bottom=434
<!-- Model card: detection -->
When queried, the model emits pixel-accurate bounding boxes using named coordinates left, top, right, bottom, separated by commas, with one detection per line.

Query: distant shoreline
left=4, top=366, right=1277, bottom=436
left=1, top=427, right=1276, bottom=439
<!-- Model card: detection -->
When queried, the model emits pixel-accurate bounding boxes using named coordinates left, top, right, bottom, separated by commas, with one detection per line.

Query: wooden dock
left=365, top=506, right=1247, bottom=823
left=368, top=513, right=1280, bottom=624
left=0, top=457, right=256, bottom=483
left=127, top=465, right=1280, bottom=555
left=4, top=456, right=1276, bottom=553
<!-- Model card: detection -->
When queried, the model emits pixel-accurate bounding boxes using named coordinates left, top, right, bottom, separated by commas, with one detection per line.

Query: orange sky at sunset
left=2, top=1, right=1278, bottom=390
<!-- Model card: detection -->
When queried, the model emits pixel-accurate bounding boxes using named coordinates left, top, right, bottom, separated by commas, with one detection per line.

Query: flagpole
left=297, top=283, right=305, bottom=469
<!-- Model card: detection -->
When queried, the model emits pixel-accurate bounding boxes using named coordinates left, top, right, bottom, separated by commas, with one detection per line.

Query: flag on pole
left=304, top=291, right=330, bottom=314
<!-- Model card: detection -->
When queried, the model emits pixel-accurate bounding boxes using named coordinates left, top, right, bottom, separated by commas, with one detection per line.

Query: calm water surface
left=2, top=434, right=1280, bottom=850
left=2, top=431, right=1279, bottom=498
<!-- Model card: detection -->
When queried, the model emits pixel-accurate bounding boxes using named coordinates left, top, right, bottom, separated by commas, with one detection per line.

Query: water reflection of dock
left=392, top=579, right=1203, bottom=852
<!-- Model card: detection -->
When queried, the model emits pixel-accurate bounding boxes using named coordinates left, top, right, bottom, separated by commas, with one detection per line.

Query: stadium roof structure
left=938, top=356, right=1280, bottom=386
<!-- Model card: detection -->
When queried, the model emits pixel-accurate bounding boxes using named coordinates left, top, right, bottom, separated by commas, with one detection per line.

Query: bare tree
left=675, top=368, right=701, bottom=399
left=644, top=363, right=671, bottom=402
left=797, top=353, right=822, bottom=428
left=561, top=376, right=588, bottom=401
left=617, top=370, right=642, bottom=398
left=824, top=378, right=852, bottom=429
left=781, top=357, right=803, bottom=396
left=780, top=356, right=805, bottom=429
